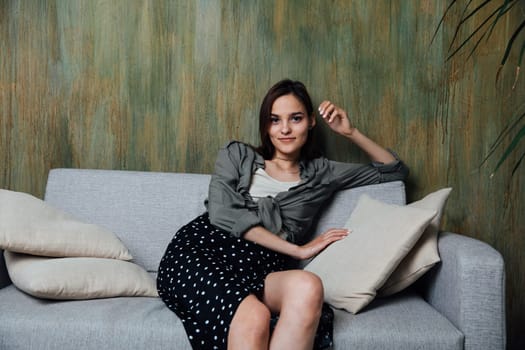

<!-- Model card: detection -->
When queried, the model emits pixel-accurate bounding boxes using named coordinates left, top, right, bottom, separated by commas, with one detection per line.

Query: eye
left=291, top=115, right=303, bottom=123
left=270, top=116, right=280, bottom=124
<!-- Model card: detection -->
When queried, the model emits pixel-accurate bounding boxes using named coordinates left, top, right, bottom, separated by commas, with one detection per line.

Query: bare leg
left=263, top=270, right=324, bottom=350
left=228, top=294, right=271, bottom=350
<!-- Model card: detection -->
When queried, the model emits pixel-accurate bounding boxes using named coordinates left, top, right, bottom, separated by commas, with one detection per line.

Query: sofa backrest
left=44, top=169, right=406, bottom=274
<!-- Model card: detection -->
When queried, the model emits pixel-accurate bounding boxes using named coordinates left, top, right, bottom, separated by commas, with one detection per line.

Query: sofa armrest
left=422, top=232, right=506, bottom=350
left=0, top=250, right=11, bottom=289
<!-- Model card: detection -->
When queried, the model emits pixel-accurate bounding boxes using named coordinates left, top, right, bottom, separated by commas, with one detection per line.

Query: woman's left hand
left=318, top=100, right=356, bottom=137
left=294, top=227, right=350, bottom=260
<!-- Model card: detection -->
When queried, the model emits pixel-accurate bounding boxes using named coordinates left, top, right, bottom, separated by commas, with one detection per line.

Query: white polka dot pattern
left=157, top=214, right=288, bottom=349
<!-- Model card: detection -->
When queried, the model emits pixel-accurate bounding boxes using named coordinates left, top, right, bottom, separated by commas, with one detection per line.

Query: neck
left=274, top=156, right=297, bottom=162
left=270, top=156, right=300, bottom=174
left=273, top=150, right=301, bottom=163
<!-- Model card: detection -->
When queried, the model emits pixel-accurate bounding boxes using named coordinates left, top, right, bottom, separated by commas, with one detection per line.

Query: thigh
left=261, top=270, right=323, bottom=314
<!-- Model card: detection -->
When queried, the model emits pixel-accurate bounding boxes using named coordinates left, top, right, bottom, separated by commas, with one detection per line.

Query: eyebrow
left=270, top=111, right=305, bottom=117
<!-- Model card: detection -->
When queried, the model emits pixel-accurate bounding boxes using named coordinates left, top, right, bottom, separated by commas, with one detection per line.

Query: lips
left=278, top=137, right=296, bottom=142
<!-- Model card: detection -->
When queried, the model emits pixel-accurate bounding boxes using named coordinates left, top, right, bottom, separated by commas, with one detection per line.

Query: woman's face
left=268, top=94, right=315, bottom=161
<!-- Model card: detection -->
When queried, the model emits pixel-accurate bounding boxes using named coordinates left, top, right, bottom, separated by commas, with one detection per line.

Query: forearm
left=344, top=128, right=396, bottom=164
left=319, top=101, right=397, bottom=165
left=243, top=226, right=301, bottom=259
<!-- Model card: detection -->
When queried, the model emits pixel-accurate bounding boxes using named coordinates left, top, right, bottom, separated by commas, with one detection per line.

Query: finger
left=318, top=101, right=331, bottom=115
left=325, top=228, right=351, bottom=234
left=322, top=105, right=336, bottom=121
left=319, top=233, right=348, bottom=249
left=332, top=232, right=349, bottom=241
left=329, top=109, right=341, bottom=123
left=322, top=228, right=350, bottom=240
left=327, top=236, right=346, bottom=246
left=320, top=102, right=334, bottom=115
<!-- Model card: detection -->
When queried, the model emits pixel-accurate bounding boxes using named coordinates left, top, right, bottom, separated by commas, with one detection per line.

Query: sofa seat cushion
left=0, top=285, right=191, bottom=350
left=1, top=285, right=463, bottom=350
left=334, top=290, right=464, bottom=350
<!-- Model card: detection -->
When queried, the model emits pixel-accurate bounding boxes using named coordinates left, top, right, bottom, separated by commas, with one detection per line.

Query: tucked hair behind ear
left=256, top=79, right=320, bottom=160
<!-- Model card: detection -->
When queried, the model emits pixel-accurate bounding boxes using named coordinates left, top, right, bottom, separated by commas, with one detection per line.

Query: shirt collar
left=253, top=152, right=312, bottom=180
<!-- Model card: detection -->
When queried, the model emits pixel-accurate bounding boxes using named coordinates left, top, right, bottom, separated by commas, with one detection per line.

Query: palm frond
left=517, top=27, right=525, bottom=67
left=481, top=110, right=525, bottom=166
left=496, top=18, right=525, bottom=84
left=491, top=123, right=525, bottom=176
left=448, top=1, right=517, bottom=61
left=513, top=39, right=525, bottom=89
left=447, top=0, right=477, bottom=52
left=431, top=0, right=458, bottom=45
left=500, top=20, right=525, bottom=67
left=447, top=4, right=502, bottom=61
left=511, top=150, right=525, bottom=177
left=485, top=0, right=516, bottom=41
left=437, top=0, right=525, bottom=177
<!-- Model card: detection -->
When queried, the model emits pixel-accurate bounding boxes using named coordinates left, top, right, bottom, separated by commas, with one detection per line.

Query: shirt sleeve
left=330, top=149, right=409, bottom=190
left=205, top=142, right=262, bottom=237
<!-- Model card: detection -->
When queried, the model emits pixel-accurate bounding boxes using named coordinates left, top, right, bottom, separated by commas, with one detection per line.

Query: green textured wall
left=1, top=1, right=523, bottom=348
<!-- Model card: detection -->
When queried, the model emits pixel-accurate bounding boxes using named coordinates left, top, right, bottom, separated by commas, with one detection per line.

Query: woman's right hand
left=294, top=228, right=350, bottom=260
left=318, top=101, right=356, bottom=138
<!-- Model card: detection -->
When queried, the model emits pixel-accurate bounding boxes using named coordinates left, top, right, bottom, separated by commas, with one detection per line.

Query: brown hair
left=256, top=79, right=320, bottom=160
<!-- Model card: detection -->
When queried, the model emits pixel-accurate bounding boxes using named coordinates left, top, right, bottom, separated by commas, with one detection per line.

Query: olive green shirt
left=205, top=141, right=409, bottom=243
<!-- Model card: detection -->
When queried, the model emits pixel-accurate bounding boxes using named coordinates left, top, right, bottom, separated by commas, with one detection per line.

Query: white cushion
left=378, top=188, right=452, bottom=296
left=304, top=194, right=436, bottom=314
left=0, top=190, right=132, bottom=260
left=4, top=251, right=157, bottom=299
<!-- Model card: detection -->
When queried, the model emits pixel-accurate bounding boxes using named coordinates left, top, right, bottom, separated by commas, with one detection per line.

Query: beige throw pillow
left=378, top=188, right=452, bottom=296
left=0, top=189, right=132, bottom=260
left=304, top=194, right=436, bottom=314
left=4, top=251, right=157, bottom=299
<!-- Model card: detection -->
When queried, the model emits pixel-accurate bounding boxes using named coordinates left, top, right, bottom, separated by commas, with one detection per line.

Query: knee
left=296, top=271, right=324, bottom=305
left=244, top=301, right=272, bottom=330
left=288, top=272, right=324, bottom=318
left=229, top=298, right=271, bottom=342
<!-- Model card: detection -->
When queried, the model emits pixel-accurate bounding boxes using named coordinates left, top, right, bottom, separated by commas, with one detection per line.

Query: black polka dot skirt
left=157, top=213, right=333, bottom=350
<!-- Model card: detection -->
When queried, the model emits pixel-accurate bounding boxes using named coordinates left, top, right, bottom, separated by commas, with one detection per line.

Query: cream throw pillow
left=4, top=251, right=157, bottom=299
left=304, top=194, right=436, bottom=314
left=0, top=189, right=132, bottom=260
left=378, top=188, right=452, bottom=296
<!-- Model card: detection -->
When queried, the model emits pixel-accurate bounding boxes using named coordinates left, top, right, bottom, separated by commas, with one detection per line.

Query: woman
left=157, top=79, right=408, bottom=350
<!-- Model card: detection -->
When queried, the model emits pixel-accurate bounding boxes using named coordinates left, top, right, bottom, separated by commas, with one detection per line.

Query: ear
left=309, top=115, right=317, bottom=129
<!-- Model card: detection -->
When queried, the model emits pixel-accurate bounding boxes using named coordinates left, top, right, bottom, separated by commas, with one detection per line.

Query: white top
left=249, top=168, right=300, bottom=202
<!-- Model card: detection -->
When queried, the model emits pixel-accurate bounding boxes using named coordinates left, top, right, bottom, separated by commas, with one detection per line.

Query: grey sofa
left=0, top=169, right=505, bottom=349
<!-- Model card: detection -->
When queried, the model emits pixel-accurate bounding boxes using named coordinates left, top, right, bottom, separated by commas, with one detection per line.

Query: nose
left=281, top=121, right=291, bottom=134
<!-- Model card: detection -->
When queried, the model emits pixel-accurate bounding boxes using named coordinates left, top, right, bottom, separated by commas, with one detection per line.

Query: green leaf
left=431, top=0, right=458, bottom=46
left=518, top=37, right=525, bottom=67
left=481, top=110, right=525, bottom=167
left=447, top=4, right=501, bottom=61
left=447, top=0, right=477, bottom=53
left=500, top=19, right=525, bottom=67
left=447, top=1, right=517, bottom=62
left=485, top=0, right=516, bottom=40
left=513, top=39, right=525, bottom=89
left=491, top=124, right=525, bottom=176
left=511, top=151, right=525, bottom=177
